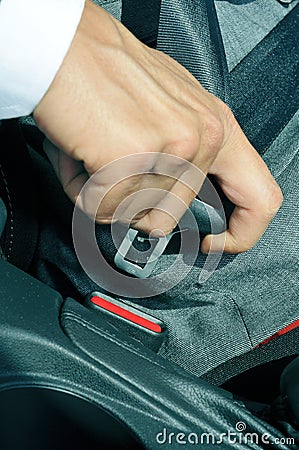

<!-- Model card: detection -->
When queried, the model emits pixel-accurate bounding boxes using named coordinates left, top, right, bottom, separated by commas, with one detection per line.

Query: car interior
left=0, top=0, right=298, bottom=449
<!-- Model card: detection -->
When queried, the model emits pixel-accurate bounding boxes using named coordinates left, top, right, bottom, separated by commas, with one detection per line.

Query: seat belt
left=156, top=0, right=229, bottom=101
left=121, top=0, right=161, bottom=47
left=229, top=4, right=299, bottom=154
left=156, top=0, right=299, bottom=154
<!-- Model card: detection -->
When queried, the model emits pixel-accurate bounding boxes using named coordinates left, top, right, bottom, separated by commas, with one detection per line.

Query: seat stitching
left=0, top=163, right=14, bottom=259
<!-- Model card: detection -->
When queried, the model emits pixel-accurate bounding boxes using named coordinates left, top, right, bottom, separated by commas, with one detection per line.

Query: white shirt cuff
left=0, top=0, right=85, bottom=119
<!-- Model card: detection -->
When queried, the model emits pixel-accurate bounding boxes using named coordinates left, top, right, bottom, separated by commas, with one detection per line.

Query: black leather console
left=0, top=258, right=297, bottom=449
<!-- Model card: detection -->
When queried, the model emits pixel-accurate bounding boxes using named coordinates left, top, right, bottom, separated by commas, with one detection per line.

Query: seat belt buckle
left=86, top=292, right=167, bottom=352
left=114, top=198, right=225, bottom=278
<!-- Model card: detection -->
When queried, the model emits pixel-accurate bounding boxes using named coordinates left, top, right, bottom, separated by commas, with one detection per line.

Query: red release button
left=90, top=295, right=163, bottom=334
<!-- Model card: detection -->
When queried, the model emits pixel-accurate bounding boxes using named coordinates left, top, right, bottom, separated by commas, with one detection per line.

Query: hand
left=33, top=0, right=283, bottom=254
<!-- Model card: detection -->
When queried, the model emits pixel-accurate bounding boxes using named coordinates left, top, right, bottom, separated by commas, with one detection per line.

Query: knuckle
left=128, top=140, right=152, bottom=157
left=219, top=99, right=235, bottom=121
left=174, top=123, right=200, bottom=161
left=213, top=96, right=236, bottom=125
left=228, top=234, right=252, bottom=254
left=261, top=182, right=284, bottom=218
left=201, top=112, right=224, bottom=153
left=238, top=241, right=253, bottom=253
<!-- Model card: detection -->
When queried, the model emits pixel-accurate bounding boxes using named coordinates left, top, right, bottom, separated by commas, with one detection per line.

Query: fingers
left=202, top=123, right=283, bottom=254
left=133, top=184, right=196, bottom=236
left=44, top=139, right=89, bottom=201
left=133, top=163, right=205, bottom=235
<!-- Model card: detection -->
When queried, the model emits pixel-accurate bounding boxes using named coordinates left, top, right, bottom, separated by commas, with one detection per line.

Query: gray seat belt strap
left=156, top=0, right=229, bottom=101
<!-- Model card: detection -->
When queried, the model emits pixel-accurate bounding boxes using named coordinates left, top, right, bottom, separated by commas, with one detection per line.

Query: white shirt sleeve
left=0, top=0, right=85, bottom=119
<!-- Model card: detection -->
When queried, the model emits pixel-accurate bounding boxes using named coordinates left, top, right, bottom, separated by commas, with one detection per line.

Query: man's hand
left=33, top=0, right=283, bottom=254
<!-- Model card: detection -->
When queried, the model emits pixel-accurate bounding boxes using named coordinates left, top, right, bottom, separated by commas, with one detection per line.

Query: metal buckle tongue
left=114, top=228, right=175, bottom=279
left=114, top=198, right=225, bottom=278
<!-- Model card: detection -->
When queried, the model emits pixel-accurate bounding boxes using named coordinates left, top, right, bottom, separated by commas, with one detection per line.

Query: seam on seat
left=228, top=294, right=254, bottom=348
left=0, top=163, right=14, bottom=260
